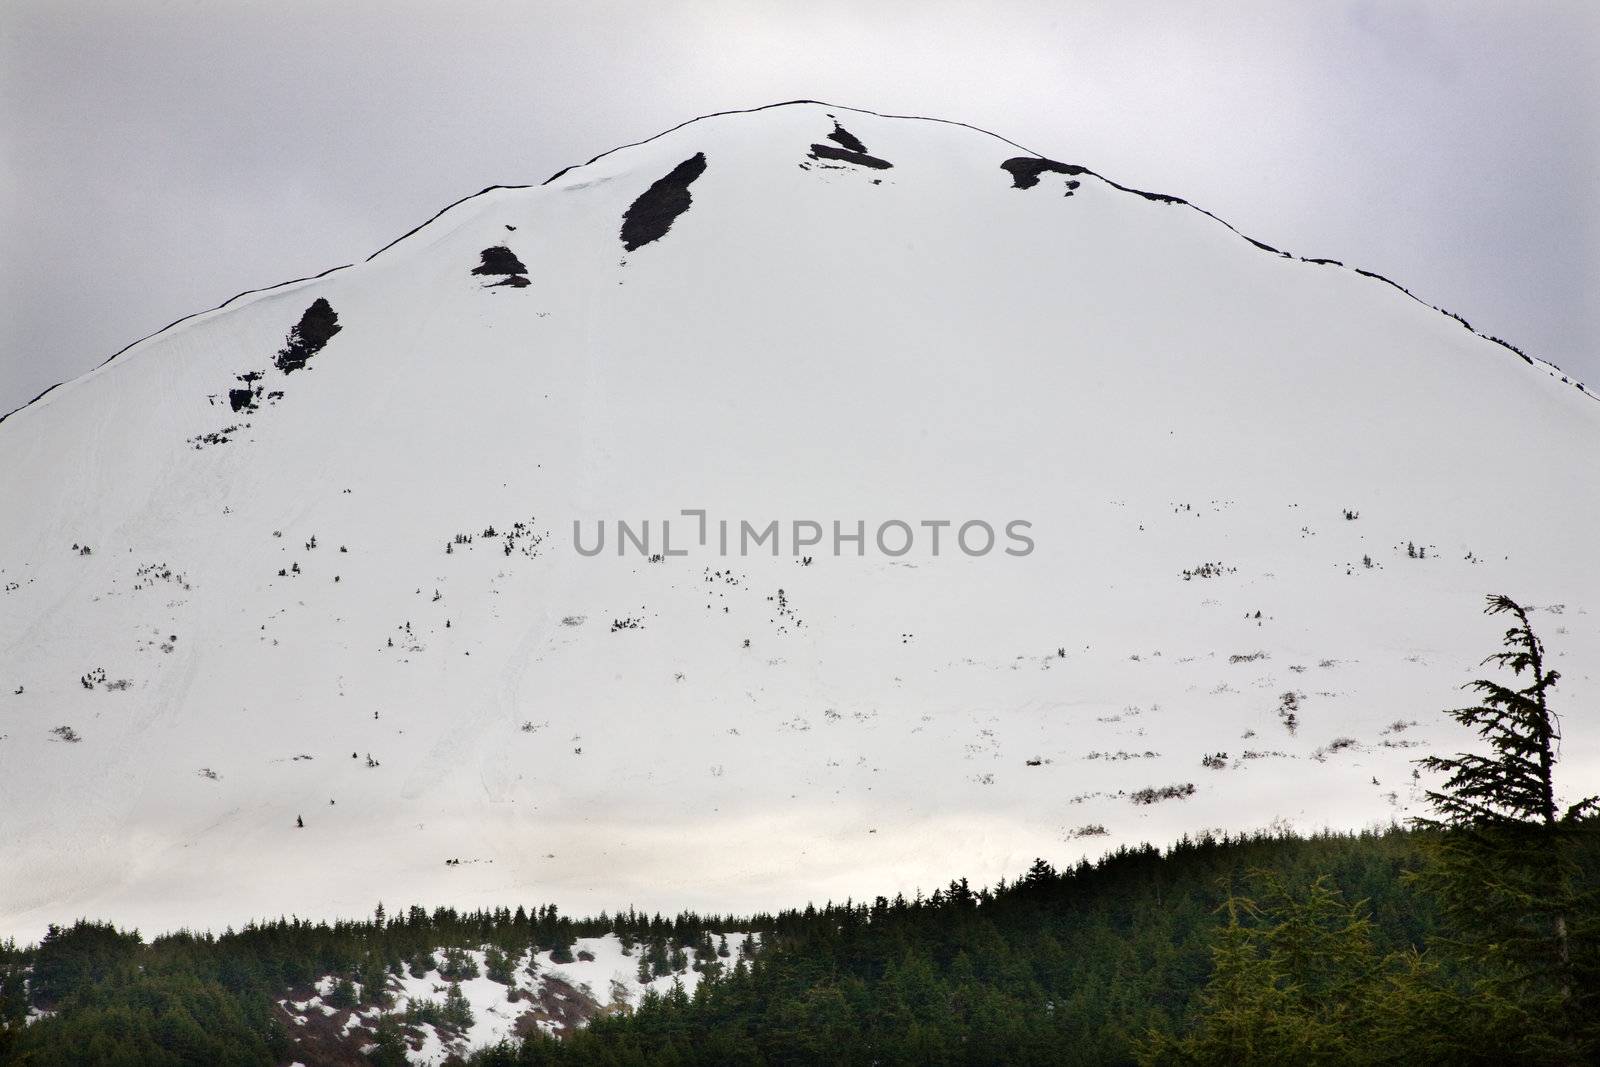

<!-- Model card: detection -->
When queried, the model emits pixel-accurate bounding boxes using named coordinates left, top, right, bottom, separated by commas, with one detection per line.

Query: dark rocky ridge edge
left=2, top=100, right=1578, bottom=426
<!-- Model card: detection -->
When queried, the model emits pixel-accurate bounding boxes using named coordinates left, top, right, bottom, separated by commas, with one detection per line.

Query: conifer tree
left=443, top=981, right=474, bottom=1031
left=549, top=929, right=575, bottom=965
left=485, top=946, right=514, bottom=984
left=368, top=1014, right=410, bottom=1067
left=1414, top=594, right=1600, bottom=1062
left=328, top=976, right=357, bottom=1009
left=359, top=959, right=390, bottom=1006
left=1139, top=876, right=1441, bottom=1066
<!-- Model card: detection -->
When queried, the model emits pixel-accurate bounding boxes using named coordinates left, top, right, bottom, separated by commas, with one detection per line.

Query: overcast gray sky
left=2, top=0, right=1596, bottom=414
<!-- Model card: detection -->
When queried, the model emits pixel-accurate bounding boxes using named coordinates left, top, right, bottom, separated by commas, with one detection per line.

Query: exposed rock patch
left=1001, top=157, right=1088, bottom=190
left=807, top=143, right=893, bottom=169
left=620, top=153, right=708, bottom=251
left=825, top=121, right=868, bottom=154
left=274, top=298, right=342, bottom=374
left=472, top=246, right=530, bottom=288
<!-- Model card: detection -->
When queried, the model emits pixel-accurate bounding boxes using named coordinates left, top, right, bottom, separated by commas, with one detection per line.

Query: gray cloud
left=3, top=0, right=1596, bottom=412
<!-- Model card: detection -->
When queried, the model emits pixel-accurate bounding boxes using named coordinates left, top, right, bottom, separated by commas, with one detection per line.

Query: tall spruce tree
left=1414, top=594, right=1600, bottom=1063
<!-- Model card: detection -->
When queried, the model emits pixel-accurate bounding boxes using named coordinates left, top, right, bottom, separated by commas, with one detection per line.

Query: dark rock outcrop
left=807, top=144, right=893, bottom=169
left=274, top=298, right=342, bottom=374
left=826, top=122, right=868, bottom=154
left=471, top=246, right=530, bottom=288
left=1001, top=157, right=1088, bottom=190
left=472, top=246, right=528, bottom=277
left=620, top=153, right=708, bottom=252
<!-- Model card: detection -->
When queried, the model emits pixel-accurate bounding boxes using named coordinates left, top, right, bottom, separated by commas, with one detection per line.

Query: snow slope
left=2, top=101, right=1597, bottom=940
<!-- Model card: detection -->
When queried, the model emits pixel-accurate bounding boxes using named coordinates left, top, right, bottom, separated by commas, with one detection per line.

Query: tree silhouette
left=1415, top=594, right=1600, bottom=1061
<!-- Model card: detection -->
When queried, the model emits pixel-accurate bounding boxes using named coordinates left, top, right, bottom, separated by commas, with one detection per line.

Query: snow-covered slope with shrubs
left=276, top=934, right=752, bottom=1064
left=2, top=101, right=1597, bottom=940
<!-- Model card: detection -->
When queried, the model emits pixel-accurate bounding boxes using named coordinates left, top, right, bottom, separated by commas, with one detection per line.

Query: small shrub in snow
left=1311, top=736, right=1361, bottom=762
left=1130, top=783, right=1197, bottom=805
left=1277, top=691, right=1302, bottom=733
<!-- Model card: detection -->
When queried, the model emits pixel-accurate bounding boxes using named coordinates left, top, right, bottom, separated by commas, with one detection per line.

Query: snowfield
left=1, top=101, right=1597, bottom=941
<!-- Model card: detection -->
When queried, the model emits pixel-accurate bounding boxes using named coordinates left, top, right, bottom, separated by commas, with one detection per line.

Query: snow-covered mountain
left=2, top=101, right=1596, bottom=941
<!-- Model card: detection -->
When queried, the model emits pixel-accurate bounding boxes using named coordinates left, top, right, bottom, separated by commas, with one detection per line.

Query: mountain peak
left=1, top=103, right=1596, bottom=939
